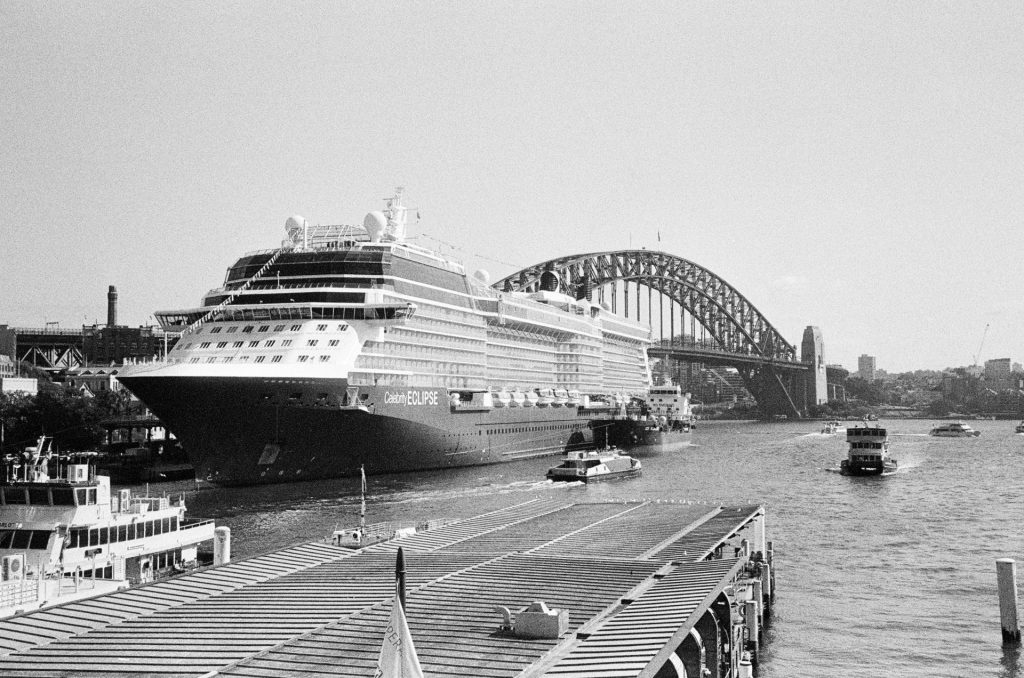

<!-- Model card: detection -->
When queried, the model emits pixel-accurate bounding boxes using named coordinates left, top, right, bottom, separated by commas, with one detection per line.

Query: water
left=144, top=419, right=1024, bottom=677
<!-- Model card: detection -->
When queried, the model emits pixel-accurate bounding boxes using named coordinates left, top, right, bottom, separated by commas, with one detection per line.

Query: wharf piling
left=997, top=558, right=1021, bottom=644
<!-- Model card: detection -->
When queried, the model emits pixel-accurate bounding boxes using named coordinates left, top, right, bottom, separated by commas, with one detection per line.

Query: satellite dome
left=363, top=211, right=387, bottom=242
left=285, top=215, right=306, bottom=234
left=473, top=269, right=491, bottom=285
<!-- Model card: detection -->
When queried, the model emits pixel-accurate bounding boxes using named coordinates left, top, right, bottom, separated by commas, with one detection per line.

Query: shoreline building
left=858, top=354, right=876, bottom=381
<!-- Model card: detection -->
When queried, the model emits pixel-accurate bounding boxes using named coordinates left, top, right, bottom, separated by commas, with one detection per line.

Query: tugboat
left=546, top=447, right=642, bottom=483
left=0, top=436, right=215, bottom=585
left=596, top=385, right=694, bottom=453
left=840, top=425, right=897, bottom=476
left=929, top=422, right=981, bottom=437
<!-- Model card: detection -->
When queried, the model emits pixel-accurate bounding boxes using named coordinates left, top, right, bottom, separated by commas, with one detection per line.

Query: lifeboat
left=509, top=390, right=525, bottom=407
left=536, top=388, right=554, bottom=407
left=524, top=391, right=539, bottom=407
left=553, top=388, right=569, bottom=407
left=492, top=390, right=511, bottom=407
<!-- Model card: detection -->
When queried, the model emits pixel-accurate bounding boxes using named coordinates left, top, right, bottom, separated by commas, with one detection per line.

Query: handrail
left=181, top=249, right=285, bottom=336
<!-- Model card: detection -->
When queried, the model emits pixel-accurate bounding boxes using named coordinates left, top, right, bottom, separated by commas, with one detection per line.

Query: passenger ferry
left=929, top=422, right=981, bottom=437
left=546, top=447, right=642, bottom=483
left=120, top=189, right=652, bottom=485
left=840, top=425, right=897, bottom=476
left=0, top=437, right=215, bottom=585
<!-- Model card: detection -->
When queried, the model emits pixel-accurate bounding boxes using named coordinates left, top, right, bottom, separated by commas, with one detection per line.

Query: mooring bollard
left=214, top=526, right=232, bottom=566
left=997, top=558, right=1021, bottom=644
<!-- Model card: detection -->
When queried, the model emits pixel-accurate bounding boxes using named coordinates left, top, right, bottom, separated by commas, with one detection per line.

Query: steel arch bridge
left=495, top=249, right=818, bottom=417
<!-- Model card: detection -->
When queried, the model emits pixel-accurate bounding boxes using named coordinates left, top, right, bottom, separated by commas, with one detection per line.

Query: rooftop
left=0, top=498, right=765, bottom=677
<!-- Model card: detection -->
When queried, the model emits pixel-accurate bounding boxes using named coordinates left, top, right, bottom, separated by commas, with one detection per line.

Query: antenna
left=973, top=324, right=990, bottom=366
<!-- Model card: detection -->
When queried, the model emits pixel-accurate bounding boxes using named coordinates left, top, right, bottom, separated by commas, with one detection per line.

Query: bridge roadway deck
left=0, top=498, right=763, bottom=678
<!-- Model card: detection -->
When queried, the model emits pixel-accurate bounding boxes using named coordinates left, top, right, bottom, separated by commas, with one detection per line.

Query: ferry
left=546, top=447, right=642, bottom=483
left=596, top=384, right=694, bottom=453
left=929, top=422, right=981, bottom=437
left=0, top=437, right=215, bottom=585
left=119, top=189, right=653, bottom=485
left=840, top=425, right=897, bottom=476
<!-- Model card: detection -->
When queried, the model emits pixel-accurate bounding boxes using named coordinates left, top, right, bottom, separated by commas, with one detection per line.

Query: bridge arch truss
left=495, top=250, right=797, bottom=363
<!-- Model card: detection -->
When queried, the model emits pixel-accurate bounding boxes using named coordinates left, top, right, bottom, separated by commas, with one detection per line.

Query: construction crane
left=972, top=324, right=990, bottom=366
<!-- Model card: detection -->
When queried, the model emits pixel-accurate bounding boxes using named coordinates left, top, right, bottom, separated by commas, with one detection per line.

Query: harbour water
left=142, top=419, right=1024, bottom=677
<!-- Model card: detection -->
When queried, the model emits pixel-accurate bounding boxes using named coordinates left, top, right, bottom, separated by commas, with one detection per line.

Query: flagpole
left=396, top=546, right=406, bottom=610
left=360, top=465, right=366, bottom=534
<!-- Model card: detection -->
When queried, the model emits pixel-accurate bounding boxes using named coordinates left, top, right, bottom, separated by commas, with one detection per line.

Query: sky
left=1, top=2, right=1022, bottom=373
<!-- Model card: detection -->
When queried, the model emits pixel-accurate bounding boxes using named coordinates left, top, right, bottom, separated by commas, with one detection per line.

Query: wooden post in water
left=997, top=558, right=1021, bottom=644
left=396, top=546, right=407, bottom=611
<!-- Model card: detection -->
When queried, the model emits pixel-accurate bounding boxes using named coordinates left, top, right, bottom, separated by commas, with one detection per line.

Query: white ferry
left=120, top=189, right=653, bottom=485
left=929, top=422, right=981, bottom=437
left=840, top=425, right=897, bottom=476
left=1, top=437, right=215, bottom=585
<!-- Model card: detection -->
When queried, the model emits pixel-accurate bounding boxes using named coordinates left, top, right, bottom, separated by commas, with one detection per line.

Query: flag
left=374, top=592, right=424, bottom=678
left=657, top=230, right=661, bottom=242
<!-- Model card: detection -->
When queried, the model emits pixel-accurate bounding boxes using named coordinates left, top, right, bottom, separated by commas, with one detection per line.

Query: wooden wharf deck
left=0, top=498, right=773, bottom=678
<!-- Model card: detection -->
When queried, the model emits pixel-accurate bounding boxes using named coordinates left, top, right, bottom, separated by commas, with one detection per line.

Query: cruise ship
left=119, top=189, right=653, bottom=485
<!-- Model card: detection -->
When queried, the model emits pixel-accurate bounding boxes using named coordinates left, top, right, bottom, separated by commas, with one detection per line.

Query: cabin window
left=319, top=355, right=330, bottom=362
left=117, top=525, right=127, bottom=542
left=265, top=340, right=276, bottom=347
left=306, top=339, right=318, bottom=347
left=217, top=342, right=227, bottom=348
left=274, top=325, right=286, bottom=332
left=271, top=356, right=282, bottom=363
left=3, top=488, right=27, bottom=504
left=249, top=341, right=259, bottom=348
left=254, top=356, right=266, bottom=363
left=134, top=523, right=144, bottom=540
left=0, top=531, right=10, bottom=547
left=52, top=488, right=74, bottom=505
left=242, top=325, right=255, bottom=333
left=88, top=528, right=98, bottom=546
left=199, top=342, right=211, bottom=349
left=145, top=521, right=154, bottom=538
left=210, top=327, right=221, bottom=334
left=290, top=325, right=302, bottom=331
left=233, top=342, right=244, bottom=348
left=11, top=531, right=31, bottom=549
left=171, top=517, right=178, bottom=531
left=316, top=324, right=328, bottom=331
left=226, top=326, right=238, bottom=333
left=162, top=517, right=171, bottom=533
left=258, top=325, right=270, bottom=332
left=88, top=489, right=97, bottom=504
left=98, top=527, right=108, bottom=545
left=329, top=340, right=339, bottom=347
left=28, top=488, right=49, bottom=505
left=154, top=520, right=163, bottom=535
left=282, top=340, right=293, bottom=347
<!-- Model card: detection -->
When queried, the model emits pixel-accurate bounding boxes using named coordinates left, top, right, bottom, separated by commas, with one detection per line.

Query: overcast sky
left=2, top=2, right=1021, bottom=373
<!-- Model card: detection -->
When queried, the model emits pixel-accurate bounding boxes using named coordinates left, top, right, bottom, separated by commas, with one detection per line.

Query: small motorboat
left=840, top=425, right=897, bottom=476
left=820, top=420, right=842, bottom=435
left=546, top=448, right=642, bottom=483
left=1015, top=421, right=1024, bottom=434
left=929, top=422, right=981, bottom=437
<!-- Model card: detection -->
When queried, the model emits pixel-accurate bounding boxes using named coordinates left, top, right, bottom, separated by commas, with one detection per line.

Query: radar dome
left=285, top=215, right=306, bottom=234
left=473, top=269, right=491, bottom=285
left=363, top=211, right=387, bottom=242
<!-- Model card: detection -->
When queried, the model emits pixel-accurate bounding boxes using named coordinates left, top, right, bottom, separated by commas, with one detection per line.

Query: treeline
left=0, top=388, right=127, bottom=454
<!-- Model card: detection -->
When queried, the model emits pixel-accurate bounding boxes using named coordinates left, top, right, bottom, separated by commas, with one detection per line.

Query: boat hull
left=840, top=458, right=898, bottom=476
left=595, top=419, right=692, bottom=454
left=119, top=375, right=600, bottom=485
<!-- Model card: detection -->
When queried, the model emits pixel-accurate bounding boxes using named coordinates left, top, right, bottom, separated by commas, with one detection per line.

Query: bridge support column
left=801, top=326, right=828, bottom=410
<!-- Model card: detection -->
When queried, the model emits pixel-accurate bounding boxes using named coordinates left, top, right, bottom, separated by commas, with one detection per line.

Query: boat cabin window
left=0, top=529, right=51, bottom=549
left=52, top=488, right=75, bottom=505
left=29, top=487, right=50, bottom=505
left=117, top=525, right=128, bottom=542
left=2, top=488, right=27, bottom=504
